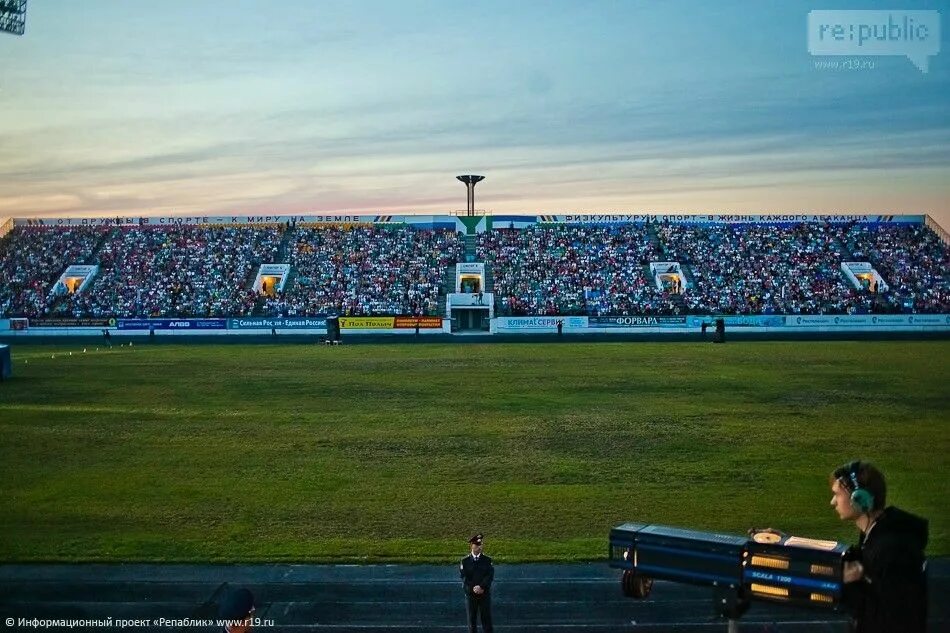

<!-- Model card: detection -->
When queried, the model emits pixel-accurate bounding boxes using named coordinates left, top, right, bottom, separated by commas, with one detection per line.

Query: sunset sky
left=1, top=0, right=948, bottom=229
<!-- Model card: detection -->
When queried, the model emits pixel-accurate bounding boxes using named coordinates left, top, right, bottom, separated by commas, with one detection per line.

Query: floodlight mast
left=456, top=175, right=485, bottom=217
left=0, top=0, right=27, bottom=36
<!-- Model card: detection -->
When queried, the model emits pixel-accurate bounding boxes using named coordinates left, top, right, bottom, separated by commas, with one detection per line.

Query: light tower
left=0, top=0, right=27, bottom=36
left=456, top=175, right=484, bottom=217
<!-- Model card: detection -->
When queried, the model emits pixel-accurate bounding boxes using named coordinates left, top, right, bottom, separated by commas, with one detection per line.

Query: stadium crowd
left=0, top=227, right=106, bottom=317
left=56, top=226, right=283, bottom=318
left=265, top=225, right=463, bottom=316
left=0, top=220, right=947, bottom=319
left=840, top=224, right=950, bottom=313
left=656, top=222, right=872, bottom=315
left=475, top=224, right=675, bottom=315
left=478, top=222, right=949, bottom=316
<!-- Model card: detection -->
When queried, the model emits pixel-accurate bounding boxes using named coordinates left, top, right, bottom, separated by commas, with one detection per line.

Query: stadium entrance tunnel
left=260, top=275, right=280, bottom=296
left=63, top=276, right=83, bottom=293
left=460, top=274, right=481, bottom=293
left=53, top=264, right=99, bottom=297
left=254, top=264, right=291, bottom=296
left=452, top=309, right=489, bottom=332
left=658, top=273, right=683, bottom=293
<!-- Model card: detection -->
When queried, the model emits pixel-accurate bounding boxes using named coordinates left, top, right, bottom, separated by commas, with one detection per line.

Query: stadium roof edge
left=9, top=213, right=929, bottom=228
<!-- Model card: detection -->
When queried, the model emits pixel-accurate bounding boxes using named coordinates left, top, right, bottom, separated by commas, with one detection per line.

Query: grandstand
left=0, top=226, right=108, bottom=318
left=476, top=223, right=666, bottom=316
left=0, top=214, right=948, bottom=327
left=272, top=224, right=462, bottom=317
left=1, top=214, right=947, bottom=631
left=53, top=225, right=283, bottom=319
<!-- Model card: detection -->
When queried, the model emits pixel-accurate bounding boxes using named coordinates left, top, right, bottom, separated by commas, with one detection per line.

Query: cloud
left=1, top=0, right=949, bottom=226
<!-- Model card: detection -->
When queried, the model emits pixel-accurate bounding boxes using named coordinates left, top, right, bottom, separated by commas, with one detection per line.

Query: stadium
left=1, top=2, right=948, bottom=632
left=1, top=211, right=947, bottom=631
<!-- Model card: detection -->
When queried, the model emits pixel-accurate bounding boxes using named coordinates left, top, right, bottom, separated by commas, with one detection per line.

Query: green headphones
left=845, top=460, right=875, bottom=514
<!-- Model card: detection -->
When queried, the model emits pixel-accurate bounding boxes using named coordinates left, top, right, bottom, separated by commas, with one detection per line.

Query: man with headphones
left=830, top=460, right=929, bottom=633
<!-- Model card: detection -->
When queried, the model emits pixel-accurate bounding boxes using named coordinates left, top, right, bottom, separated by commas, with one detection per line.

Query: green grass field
left=0, top=340, right=947, bottom=563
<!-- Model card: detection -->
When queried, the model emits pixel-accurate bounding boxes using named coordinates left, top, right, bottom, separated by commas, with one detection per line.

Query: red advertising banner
left=393, top=316, right=443, bottom=329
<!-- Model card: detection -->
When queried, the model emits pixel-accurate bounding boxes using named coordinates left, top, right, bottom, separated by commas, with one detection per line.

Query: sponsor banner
left=14, top=214, right=455, bottom=228
left=228, top=317, right=327, bottom=330
left=117, top=318, right=227, bottom=330
left=495, top=316, right=589, bottom=330
left=553, top=214, right=923, bottom=225
left=13, top=214, right=925, bottom=228
left=394, top=316, right=443, bottom=329
left=15, top=215, right=377, bottom=227
left=788, top=315, right=850, bottom=327
left=339, top=316, right=396, bottom=329
left=376, top=215, right=455, bottom=229
left=591, top=316, right=687, bottom=328
left=19, top=215, right=326, bottom=227
left=10, top=318, right=27, bottom=331
left=905, top=314, right=950, bottom=325
left=29, top=318, right=115, bottom=328
left=686, top=315, right=785, bottom=328
left=457, top=263, right=484, bottom=274
left=0, top=319, right=9, bottom=331
left=559, top=214, right=650, bottom=224
left=789, top=315, right=840, bottom=327
left=871, top=314, right=950, bottom=326
left=786, top=314, right=950, bottom=327
left=297, top=215, right=377, bottom=225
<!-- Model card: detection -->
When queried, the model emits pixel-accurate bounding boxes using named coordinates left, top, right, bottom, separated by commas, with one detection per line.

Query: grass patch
left=0, top=341, right=947, bottom=562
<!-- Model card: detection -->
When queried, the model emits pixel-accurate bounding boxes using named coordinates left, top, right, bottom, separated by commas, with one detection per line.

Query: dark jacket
left=460, top=554, right=494, bottom=596
left=843, top=506, right=928, bottom=633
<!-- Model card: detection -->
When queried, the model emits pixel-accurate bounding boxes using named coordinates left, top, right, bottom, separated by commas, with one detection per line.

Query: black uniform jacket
left=460, top=554, right=495, bottom=596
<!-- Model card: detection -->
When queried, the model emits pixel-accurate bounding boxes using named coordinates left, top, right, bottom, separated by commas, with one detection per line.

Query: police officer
left=460, top=533, right=494, bottom=632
